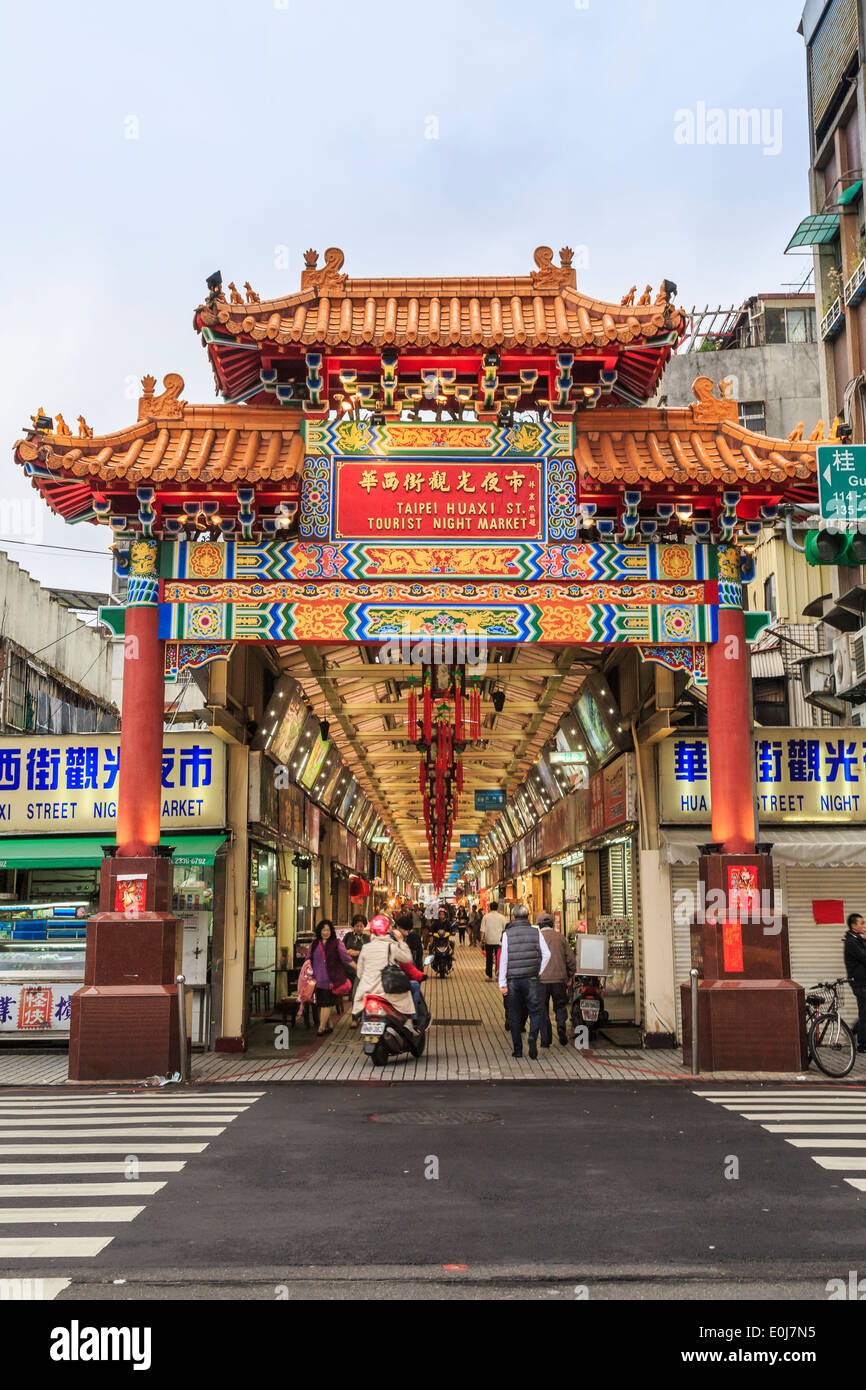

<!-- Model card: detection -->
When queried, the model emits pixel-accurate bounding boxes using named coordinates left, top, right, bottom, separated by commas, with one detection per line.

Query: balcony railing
left=821, top=295, right=845, bottom=340
left=846, top=257, right=866, bottom=308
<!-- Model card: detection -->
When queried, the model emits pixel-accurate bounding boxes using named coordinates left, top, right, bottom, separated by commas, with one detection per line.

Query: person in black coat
left=396, top=911, right=424, bottom=970
left=843, top=912, right=866, bottom=1052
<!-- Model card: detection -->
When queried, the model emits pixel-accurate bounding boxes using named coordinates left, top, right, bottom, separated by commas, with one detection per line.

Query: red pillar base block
left=67, top=857, right=182, bottom=1081
left=68, top=986, right=181, bottom=1081
left=681, top=980, right=808, bottom=1072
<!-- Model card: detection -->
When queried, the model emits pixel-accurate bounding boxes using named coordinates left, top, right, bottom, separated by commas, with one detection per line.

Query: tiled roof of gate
left=573, top=408, right=817, bottom=487
left=15, top=404, right=305, bottom=488
left=195, top=247, right=685, bottom=352
left=14, top=396, right=817, bottom=506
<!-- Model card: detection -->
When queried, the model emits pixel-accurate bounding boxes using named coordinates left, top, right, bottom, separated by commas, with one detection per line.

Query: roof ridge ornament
left=139, top=373, right=186, bottom=421
left=690, top=375, right=739, bottom=425
left=530, top=245, right=577, bottom=291
left=300, top=247, right=348, bottom=295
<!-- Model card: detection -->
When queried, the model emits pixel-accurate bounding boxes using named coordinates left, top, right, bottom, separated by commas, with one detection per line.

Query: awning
left=160, top=835, right=226, bottom=867
left=751, top=647, right=785, bottom=679
left=0, top=834, right=226, bottom=871
left=785, top=213, right=840, bottom=252
left=661, top=827, right=866, bottom=869
left=0, top=837, right=106, bottom=870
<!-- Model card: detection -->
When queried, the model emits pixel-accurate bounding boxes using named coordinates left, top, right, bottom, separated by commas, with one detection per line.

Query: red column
left=707, top=604, right=756, bottom=853
left=116, top=604, right=164, bottom=856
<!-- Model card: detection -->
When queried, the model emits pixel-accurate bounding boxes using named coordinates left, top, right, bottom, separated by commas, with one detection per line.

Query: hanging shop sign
left=460, top=835, right=481, bottom=849
left=590, top=754, right=636, bottom=837
left=0, top=733, right=226, bottom=836
left=476, top=790, right=506, bottom=811
left=659, top=730, right=866, bottom=824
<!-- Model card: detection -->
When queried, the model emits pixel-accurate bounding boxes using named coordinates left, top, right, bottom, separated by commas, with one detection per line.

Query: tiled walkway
left=3, top=945, right=864, bottom=1086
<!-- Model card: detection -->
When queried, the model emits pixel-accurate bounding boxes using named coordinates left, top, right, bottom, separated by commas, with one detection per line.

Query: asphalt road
left=16, top=1080, right=862, bottom=1301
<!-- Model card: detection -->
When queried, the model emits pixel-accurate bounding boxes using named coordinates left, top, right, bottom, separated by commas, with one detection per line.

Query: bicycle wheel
left=809, top=1014, right=856, bottom=1078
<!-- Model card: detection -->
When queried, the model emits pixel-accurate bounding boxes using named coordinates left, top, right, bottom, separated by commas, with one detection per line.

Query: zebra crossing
left=695, top=1088, right=866, bottom=1191
left=0, top=1090, right=263, bottom=1284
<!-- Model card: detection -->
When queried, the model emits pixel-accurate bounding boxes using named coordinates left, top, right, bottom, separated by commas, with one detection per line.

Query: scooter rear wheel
left=370, top=1042, right=390, bottom=1067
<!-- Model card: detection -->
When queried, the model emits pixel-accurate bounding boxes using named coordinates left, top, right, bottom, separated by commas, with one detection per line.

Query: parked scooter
left=571, top=976, right=608, bottom=1040
left=361, top=990, right=430, bottom=1066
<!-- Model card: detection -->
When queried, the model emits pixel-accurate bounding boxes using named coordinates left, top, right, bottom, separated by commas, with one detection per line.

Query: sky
left=0, top=0, right=811, bottom=592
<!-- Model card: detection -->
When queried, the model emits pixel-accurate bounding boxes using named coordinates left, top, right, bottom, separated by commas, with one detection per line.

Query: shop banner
left=0, top=733, right=226, bottom=835
left=0, top=982, right=75, bottom=1034
left=590, top=771, right=606, bottom=837
left=659, top=730, right=866, bottom=824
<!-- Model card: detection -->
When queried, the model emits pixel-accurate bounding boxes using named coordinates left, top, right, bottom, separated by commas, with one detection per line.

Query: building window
left=764, top=573, right=777, bottom=620
left=739, top=401, right=767, bottom=433
left=763, top=307, right=817, bottom=344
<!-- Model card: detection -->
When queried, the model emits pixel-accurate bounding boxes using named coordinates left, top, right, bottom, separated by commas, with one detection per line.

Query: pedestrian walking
left=456, top=903, right=468, bottom=945
left=307, top=920, right=354, bottom=1036
left=344, top=915, right=368, bottom=1029
left=469, top=905, right=482, bottom=946
left=499, top=905, right=550, bottom=1059
left=480, top=899, right=507, bottom=979
left=537, top=912, right=575, bottom=1047
left=844, top=912, right=866, bottom=1052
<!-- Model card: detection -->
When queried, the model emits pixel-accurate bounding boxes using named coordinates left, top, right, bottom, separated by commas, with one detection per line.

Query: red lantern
left=423, top=674, right=432, bottom=745
left=408, top=679, right=418, bottom=743
left=469, top=678, right=481, bottom=741
left=455, top=670, right=465, bottom=743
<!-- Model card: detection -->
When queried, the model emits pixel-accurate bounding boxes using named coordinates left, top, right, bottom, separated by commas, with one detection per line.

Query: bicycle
left=805, top=977, right=857, bottom=1078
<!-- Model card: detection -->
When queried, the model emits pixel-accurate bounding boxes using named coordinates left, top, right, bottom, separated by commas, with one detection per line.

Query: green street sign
left=817, top=444, right=866, bottom=525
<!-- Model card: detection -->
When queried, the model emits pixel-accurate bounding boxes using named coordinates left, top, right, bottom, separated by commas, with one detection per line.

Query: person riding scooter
left=431, top=915, right=455, bottom=976
left=352, top=914, right=416, bottom=1024
left=356, top=914, right=431, bottom=1065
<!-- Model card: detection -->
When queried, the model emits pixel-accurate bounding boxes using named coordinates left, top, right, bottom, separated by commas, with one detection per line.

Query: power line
left=0, top=538, right=112, bottom=559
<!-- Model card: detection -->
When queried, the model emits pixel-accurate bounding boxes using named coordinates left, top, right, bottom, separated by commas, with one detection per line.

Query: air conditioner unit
left=833, top=636, right=854, bottom=698
left=835, top=630, right=866, bottom=702
left=851, top=703, right=866, bottom=727
left=797, top=651, right=847, bottom=717
left=853, top=629, right=866, bottom=686
left=798, top=652, right=834, bottom=700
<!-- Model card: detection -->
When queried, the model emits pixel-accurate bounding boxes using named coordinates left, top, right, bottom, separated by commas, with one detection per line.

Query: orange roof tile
left=574, top=409, right=817, bottom=488
left=15, top=398, right=816, bottom=508
left=197, top=247, right=684, bottom=353
left=16, top=400, right=304, bottom=489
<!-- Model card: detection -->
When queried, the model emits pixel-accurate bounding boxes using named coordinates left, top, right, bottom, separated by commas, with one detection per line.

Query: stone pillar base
left=68, top=985, right=181, bottom=1081
left=681, top=979, right=808, bottom=1072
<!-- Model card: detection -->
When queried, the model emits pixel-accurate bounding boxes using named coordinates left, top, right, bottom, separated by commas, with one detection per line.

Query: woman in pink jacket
left=307, top=920, right=353, bottom=1035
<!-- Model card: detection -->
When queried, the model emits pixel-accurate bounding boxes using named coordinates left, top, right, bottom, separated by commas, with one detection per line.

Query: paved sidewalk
left=1, top=945, right=862, bottom=1086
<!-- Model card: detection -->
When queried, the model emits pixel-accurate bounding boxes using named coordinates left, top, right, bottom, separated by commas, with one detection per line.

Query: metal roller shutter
left=672, top=864, right=698, bottom=1042
left=784, top=866, right=865, bottom=993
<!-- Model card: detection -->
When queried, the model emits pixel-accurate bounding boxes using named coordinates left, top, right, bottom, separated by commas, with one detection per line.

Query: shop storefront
left=578, top=753, right=640, bottom=1024
left=0, top=732, right=227, bottom=1044
left=660, top=729, right=866, bottom=1039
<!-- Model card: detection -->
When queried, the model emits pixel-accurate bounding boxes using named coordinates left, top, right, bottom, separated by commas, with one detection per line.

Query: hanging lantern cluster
left=411, top=660, right=480, bottom=893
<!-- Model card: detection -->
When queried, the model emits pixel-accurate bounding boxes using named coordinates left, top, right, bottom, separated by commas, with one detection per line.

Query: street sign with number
left=817, top=444, right=866, bottom=525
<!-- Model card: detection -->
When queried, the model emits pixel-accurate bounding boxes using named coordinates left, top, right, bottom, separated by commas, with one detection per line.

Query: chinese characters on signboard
left=0, top=734, right=226, bottom=838
left=334, top=460, right=543, bottom=541
left=817, top=444, right=866, bottom=525
left=659, top=731, right=866, bottom=823
left=0, top=984, right=74, bottom=1033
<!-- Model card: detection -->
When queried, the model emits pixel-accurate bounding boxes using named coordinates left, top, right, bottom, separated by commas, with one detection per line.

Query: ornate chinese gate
left=14, top=245, right=822, bottom=1076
